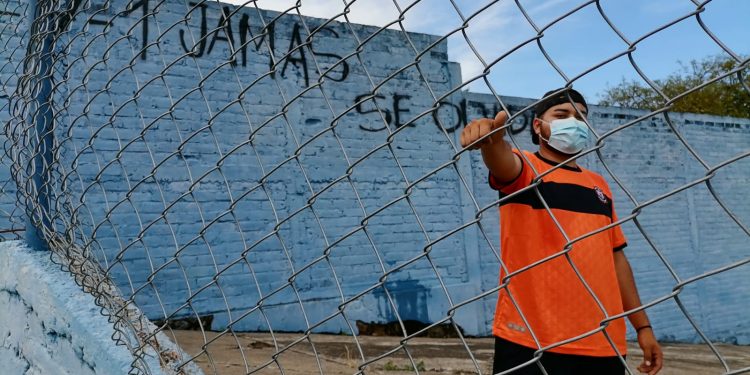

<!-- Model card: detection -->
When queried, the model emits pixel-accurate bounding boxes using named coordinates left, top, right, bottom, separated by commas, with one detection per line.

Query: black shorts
left=492, top=336, right=625, bottom=375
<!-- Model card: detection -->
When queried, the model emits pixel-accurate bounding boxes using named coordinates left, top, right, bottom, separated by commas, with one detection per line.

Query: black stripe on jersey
left=534, top=151, right=582, bottom=172
left=499, top=181, right=613, bottom=218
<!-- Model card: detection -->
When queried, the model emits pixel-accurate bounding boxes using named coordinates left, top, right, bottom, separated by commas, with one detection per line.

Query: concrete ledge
left=0, top=240, right=201, bottom=374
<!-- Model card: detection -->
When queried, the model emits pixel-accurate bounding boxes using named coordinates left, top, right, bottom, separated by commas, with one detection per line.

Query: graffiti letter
left=507, top=105, right=529, bottom=135
left=205, top=6, right=236, bottom=64
left=432, top=100, right=464, bottom=133
left=280, top=23, right=310, bottom=86
left=121, top=0, right=149, bottom=60
left=238, top=14, right=275, bottom=73
left=393, top=94, right=412, bottom=128
left=356, top=94, right=392, bottom=132
left=179, top=2, right=208, bottom=58
left=311, top=26, right=349, bottom=82
left=467, top=100, right=492, bottom=118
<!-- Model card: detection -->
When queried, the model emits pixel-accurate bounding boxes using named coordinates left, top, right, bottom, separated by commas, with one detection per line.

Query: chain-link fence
left=0, top=0, right=28, bottom=240
left=3, top=0, right=749, bottom=374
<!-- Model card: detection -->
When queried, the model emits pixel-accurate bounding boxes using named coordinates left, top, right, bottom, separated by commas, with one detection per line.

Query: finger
left=464, top=123, right=474, bottom=149
left=650, top=349, right=663, bottom=375
left=460, top=126, right=467, bottom=148
left=493, top=111, right=508, bottom=128
left=469, top=121, right=481, bottom=149
left=479, top=120, right=493, bottom=144
left=641, top=346, right=654, bottom=370
left=637, top=361, right=651, bottom=374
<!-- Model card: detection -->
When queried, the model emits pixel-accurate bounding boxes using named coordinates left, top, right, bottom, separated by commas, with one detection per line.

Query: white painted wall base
left=0, top=240, right=202, bottom=375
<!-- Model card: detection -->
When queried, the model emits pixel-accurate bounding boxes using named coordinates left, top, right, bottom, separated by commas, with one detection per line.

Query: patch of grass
left=382, top=360, right=426, bottom=372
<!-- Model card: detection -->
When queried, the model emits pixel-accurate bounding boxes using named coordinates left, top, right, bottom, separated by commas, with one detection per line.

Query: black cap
left=531, top=88, right=588, bottom=145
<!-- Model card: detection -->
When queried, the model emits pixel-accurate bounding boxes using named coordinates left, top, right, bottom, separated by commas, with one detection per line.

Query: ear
left=532, top=118, right=542, bottom=136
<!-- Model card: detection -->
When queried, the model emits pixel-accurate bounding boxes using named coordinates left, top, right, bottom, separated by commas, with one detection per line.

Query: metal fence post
left=24, top=0, right=54, bottom=251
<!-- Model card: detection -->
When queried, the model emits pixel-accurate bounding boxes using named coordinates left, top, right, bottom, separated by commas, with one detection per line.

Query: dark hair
left=531, top=88, right=588, bottom=145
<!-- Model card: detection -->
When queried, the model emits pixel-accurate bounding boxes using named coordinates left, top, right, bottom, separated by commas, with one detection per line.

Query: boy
left=460, top=88, right=662, bottom=374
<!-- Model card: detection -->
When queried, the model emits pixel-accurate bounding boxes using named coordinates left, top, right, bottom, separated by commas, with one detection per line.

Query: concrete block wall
left=52, top=0, right=472, bottom=335
left=2, top=0, right=749, bottom=345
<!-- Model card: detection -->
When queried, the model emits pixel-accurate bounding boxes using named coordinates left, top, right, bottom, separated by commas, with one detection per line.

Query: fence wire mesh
left=2, top=0, right=750, bottom=374
left=0, top=0, right=27, bottom=240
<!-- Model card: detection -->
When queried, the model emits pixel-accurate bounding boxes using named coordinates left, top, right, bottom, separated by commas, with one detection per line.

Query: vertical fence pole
left=24, top=0, right=54, bottom=251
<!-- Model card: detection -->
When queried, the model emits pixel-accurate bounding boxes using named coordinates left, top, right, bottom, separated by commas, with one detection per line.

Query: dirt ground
left=167, top=330, right=750, bottom=374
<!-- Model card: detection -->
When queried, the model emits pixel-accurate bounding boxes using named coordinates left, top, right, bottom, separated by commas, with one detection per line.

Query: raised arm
left=460, top=111, right=522, bottom=183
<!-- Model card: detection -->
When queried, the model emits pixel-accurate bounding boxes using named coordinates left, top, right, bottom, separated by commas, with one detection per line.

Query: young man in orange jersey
left=460, top=88, right=663, bottom=374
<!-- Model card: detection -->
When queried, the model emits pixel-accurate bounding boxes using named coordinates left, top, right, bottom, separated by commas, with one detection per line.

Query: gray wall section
left=2, top=0, right=749, bottom=345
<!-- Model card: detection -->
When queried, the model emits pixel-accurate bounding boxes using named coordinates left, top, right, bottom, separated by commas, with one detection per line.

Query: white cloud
left=443, top=1, right=525, bottom=91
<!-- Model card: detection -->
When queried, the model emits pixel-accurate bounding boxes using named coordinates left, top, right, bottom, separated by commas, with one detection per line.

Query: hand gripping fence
left=2, top=0, right=749, bottom=374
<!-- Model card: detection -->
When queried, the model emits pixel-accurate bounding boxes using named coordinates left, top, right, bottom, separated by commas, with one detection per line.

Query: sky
left=221, top=0, right=750, bottom=104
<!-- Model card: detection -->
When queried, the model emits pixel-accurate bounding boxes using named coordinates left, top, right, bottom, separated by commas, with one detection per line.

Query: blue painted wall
left=2, top=0, right=749, bottom=346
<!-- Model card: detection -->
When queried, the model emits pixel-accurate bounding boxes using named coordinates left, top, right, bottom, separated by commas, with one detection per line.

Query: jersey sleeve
left=488, top=149, right=535, bottom=196
left=611, top=208, right=628, bottom=252
left=606, top=183, right=628, bottom=252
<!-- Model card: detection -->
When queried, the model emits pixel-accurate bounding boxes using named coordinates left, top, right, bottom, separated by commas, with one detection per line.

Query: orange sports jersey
left=489, top=149, right=628, bottom=357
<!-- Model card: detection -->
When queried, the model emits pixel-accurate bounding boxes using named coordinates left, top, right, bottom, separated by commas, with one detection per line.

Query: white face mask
left=537, top=117, right=590, bottom=155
